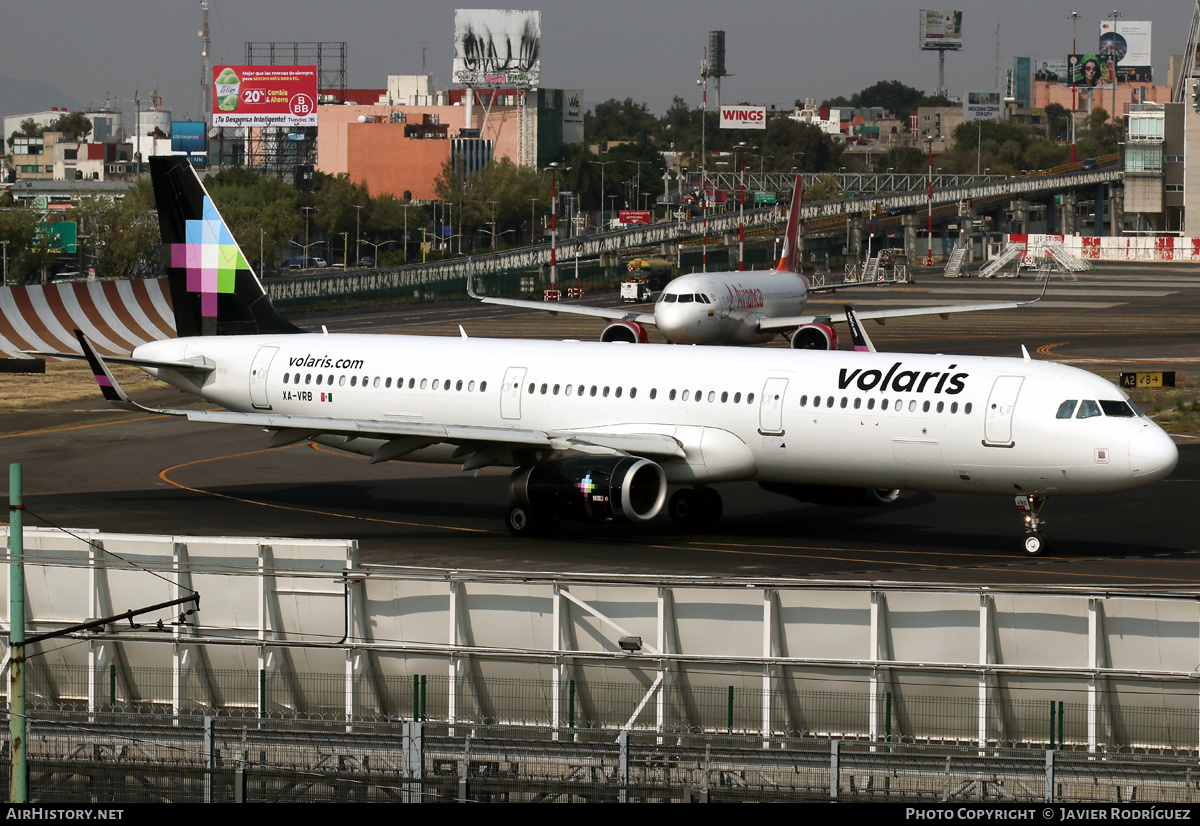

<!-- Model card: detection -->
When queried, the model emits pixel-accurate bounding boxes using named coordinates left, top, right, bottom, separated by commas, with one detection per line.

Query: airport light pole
left=353, top=204, right=364, bottom=267
left=734, top=142, right=753, bottom=271
left=924, top=133, right=935, bottom=266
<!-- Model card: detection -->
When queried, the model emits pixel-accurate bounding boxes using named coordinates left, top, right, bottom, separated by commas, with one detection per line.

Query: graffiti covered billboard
left=211, top=65, right=317, bottom=127
left=453, top=9, right=541, bottom=88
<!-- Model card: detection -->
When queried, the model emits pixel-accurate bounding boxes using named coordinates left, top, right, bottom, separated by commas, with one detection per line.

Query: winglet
left=74, top=330, right=172, bottom=414
left=775, top=175, right=804, bottom=273
left=75, top=330, right=133, bottom=406
left=843, top=306, right=877, bottom=353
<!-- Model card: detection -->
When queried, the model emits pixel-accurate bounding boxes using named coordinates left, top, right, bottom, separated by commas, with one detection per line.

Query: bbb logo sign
left=290, top=94, right=315, bottom=117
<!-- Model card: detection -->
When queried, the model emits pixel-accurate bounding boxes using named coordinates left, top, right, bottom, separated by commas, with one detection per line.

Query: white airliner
left=58, top=157, right=1177, bottom=556
left=468, top=177, right=1042, bottom=348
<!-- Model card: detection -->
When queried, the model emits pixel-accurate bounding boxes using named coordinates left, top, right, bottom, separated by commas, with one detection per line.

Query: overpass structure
left=267, top=164, right=1124, bottom=304
left=7, top=526, right=1200, bottom=753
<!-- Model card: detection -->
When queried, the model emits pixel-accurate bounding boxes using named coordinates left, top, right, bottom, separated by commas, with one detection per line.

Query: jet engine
left=511, top=457, right=667, bottom=524
left=760, top=482, right=900, bottom=507
left=600, top=321, right=650, bottom=343
left=790, top=323, right=839, bottom=350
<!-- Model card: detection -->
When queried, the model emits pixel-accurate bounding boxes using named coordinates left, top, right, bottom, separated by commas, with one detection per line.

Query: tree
left=49, top=111, right=92, bottom=140
left=822, top=80, right=930, bottom=120
left=7, top=117, right=43, bottom=149
left=66, top=180, right=161, bottom=280
left=584, top=98, right=661, bottom=146
left=1044, top=103, right=1071, bottom=142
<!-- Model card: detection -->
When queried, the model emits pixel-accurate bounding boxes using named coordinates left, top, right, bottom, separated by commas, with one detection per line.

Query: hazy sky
left=1, top=1, right=1192, bottom=121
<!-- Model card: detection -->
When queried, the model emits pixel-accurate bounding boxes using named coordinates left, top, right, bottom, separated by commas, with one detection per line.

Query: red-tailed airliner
left=468, top=177, right=1042, bottom=348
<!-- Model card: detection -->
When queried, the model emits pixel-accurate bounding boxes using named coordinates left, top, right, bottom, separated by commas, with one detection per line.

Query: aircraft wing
left=466, top=264, right=655, bottom=325
left=184, top=410, right=686, bottom=464
left=757, top=281, right=1048, bottom=332
left=473, top=294, right=656, bottom=326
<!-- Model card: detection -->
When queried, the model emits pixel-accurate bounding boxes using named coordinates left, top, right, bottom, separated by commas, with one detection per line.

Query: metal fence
left=14, top=712, right=1200, bottom=804
left=20, top=664, right=1200, bottom=755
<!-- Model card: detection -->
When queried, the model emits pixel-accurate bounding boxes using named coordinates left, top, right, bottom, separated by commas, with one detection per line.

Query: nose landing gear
left=1015, top=495, right=1052, bottom=556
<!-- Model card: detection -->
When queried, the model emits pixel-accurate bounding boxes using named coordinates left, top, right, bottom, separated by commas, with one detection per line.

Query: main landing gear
left=1015, top=495, right=1052, bottom=557
left=505, top=504, right=560, bottom=537
left=668, top=486, right=723, bottom=530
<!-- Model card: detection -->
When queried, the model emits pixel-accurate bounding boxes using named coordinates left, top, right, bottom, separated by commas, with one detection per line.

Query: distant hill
left=0, top=72, right=84, bottom=124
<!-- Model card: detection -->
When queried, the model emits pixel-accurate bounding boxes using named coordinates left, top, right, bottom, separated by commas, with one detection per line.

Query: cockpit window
left=698, top=294, right=710, bottom=304
left=1056, top=400, right=1077, bottom=419
left=1076, top=400, right=1102, bottom=419
left=678, top=294, right=694, bottom=303
left=660, top=293, right=677, bottom=303
left=1099, top=400, right=1137, bottom=417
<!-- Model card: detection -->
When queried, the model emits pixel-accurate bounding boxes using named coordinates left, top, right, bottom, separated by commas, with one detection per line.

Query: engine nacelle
left=790, top=323, right=839, bottom=350
left=760, top=482, right=900, bottom=507
left=512, top=457, right=667, bottom=523
left=600, top=321, right=649, bottom=343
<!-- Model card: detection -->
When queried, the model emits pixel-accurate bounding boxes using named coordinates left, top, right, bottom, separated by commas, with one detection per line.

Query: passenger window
left=867, top=398, right=876, bottom=410
left=374, top=377, right=381, bottom=388
left=316, top=375, right=323, bottom=386
left=1076, top=400, right=1102, bottom=419
left=649, top=388, right=656, bottom=399
left=283, top=374, right=290, bottom=384
left=734, top=392, right=741, bottom=403
left=305, top=374, right=312, bottom=384
left=965, top=402, right=973, bottom=414
left=682, top=390, right=690, bottom=401
left=853, top=398, right=861, bottom=409
left=456, top=380, right=463, bottom=391
left=350, top=376, right=357, bottom=387
left=480, top=381, right=487, bottom=392
left=1056, top=400, right=1078, bottom=419
left=747, top=393, right=755, bottom=404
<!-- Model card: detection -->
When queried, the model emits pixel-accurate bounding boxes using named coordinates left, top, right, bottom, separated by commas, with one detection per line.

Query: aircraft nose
left=1128, top=426, right=1178, bottom=481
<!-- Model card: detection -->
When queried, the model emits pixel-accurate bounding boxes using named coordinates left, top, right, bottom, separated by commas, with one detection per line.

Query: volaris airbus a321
left=49, top=157, right=1177, bottom=556
left=468, top=176, right=1043, bottom=348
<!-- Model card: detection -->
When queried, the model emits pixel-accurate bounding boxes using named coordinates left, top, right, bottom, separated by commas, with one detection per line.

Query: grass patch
left=0, top=360, right=156, bottom=413
left=1127, top=380, right=1200, bottom=435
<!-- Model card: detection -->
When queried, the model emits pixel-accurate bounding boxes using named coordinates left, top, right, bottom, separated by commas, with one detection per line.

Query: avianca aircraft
left=468, top=177, right=1041, bottom=348
left=59, top=157, right=1177, bottom=556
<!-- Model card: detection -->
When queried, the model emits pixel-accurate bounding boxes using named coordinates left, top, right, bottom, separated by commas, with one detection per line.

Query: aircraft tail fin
left=775, top=175, right=804, bottom=273
left=150, top=156, right=301, bottom=338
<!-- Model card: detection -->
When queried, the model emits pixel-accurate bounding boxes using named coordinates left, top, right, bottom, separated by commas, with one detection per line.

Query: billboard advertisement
left=1099, top=20, right=1153, bottom=82
left=453, top=9, right=541, bottom=88
left=920, top=10, right=963, bottom=51
left=1034, top=59, right=1068, bottom=82
left=719, top=105, right=767, bottom=130
left=1067, top=54, right=1116, bottom=89
left=170, top=121, right=207, bottom=154
left=964, top=91, right=1002, bottom=121
left=211, top=65, right=318, bottom=127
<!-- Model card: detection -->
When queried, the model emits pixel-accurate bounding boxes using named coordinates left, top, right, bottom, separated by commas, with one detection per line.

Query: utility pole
left=1069, top=11, right=1081, bottom=164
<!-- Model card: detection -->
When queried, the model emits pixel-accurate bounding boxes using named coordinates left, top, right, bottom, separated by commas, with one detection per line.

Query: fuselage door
left=501, top=366, right=527, bottom=420
left=983, top=375, right=1024, bottom=447
left=758, top=377, right=788, bottom=435
left=249, top=346, right=279, bottom=410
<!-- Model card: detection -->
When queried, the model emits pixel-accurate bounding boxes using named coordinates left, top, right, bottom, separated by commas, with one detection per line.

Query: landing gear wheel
left=669, top=488, right=722, bottom=529
left=506, top=505, right=559, bottom=537
left=1023, top=531, right=1051, bottom=557
left=668, top=489, right=698, bottom=527
left=697, top=487, right=723, bottom=526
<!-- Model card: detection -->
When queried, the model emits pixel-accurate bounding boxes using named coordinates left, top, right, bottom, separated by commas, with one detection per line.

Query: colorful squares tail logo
left=169, top=195, right=248, bottom=317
